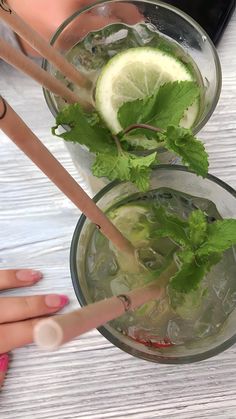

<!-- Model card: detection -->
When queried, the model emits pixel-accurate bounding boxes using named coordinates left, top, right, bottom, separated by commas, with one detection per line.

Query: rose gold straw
left=0, top=38, right=89, bottom=107
left=0, top=1, right=89, bottom=88
left=0, top=96, right=134, bottom=255
left=34, top=264, right=174, bottom=350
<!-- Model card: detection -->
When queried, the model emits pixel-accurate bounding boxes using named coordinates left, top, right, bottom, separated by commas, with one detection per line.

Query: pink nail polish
left=0, top=354, right=9, bottom=373
left=45, top=294, right=69, bottom=309
left=59, top=295, right=69, bottom=307
left=16, top=269, right=43, bottom=282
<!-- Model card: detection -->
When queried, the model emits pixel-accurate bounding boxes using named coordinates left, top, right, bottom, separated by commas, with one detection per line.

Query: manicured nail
left=0, top=354, right=9, bottom=373
left=45, top=294, right=69, bottom=309
left=16, top=269, right=43, bottom=282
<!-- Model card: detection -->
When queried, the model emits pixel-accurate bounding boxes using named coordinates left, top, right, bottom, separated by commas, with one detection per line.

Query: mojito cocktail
left=43, top=1, right=221, bottom=193
left=71, top=166, right=236, bottom=363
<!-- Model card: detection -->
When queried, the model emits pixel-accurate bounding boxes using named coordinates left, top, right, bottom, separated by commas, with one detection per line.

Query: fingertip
left=0, top=354, right=9, bottom=389
left=16, top=269, right=43, bottom=283
left=44, top=294, right=69, bottom=309
left=0, top=353, right=9, bottom=373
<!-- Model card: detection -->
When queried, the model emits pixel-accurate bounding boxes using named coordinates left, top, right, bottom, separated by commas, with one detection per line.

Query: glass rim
left=70, top=165, right=236, bottom=364
left=42, top=0, right=222, bottom=135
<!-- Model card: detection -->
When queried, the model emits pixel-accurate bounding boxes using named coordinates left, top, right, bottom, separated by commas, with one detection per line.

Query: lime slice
left=95, top=47, right=195, bottom=134
left=109, top=204, right=150, bottom=246
left=109, top=203, right=151, bottom=273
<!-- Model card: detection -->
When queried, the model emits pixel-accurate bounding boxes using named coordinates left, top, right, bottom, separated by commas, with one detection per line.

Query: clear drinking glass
left=70, top=165, right=236, bottom=364
left=43, top=0, right=222, bottom=194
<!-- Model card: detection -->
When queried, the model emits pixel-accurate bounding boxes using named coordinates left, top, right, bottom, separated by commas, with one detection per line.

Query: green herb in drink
left=85, top=188, right=236, bottom=346
left=117, top=80, right=200, bottom=130
left=151, top=207, right=236, bottom=307
left=52, top=79, right=208, bottom=190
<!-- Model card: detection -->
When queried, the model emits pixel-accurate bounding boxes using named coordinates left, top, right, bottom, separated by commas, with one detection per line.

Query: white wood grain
left=0, top=12, right=236, bottom=419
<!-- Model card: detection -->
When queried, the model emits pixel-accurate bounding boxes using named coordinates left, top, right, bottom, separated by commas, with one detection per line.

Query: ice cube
left=213, top=276, right=228, bottom=300
left=195, top=300, right=227, bottom=338
left=194, top=320, right=214, bottom=338
left=89, top=252, right=118, bottom=279
left=110, top=274, right=130, bottom=295
left=167, top=320, right=183, bottom=344
left=135, top=23, right=156, bottom=45
left=137, top=247, right=165, bottom=271
left=222, top=290, right=236, bottom=315
left=93, top=289, right=107, bottom=301
left=158, top=298, right=169, bottom=315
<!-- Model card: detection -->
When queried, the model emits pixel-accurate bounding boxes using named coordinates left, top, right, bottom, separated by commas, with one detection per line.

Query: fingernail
left=45, top=294, right=69, bottom=309
left=16, top=269, right=43, bottom=282
left=0, top=354, right=9, bottom=372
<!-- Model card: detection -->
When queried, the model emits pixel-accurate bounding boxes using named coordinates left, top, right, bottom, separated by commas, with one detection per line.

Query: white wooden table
left=1, top=12, right=236, bottom=419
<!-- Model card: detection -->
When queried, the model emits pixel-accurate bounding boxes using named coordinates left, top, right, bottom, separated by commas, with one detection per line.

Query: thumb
left=0, top=354, right=9, bottom=390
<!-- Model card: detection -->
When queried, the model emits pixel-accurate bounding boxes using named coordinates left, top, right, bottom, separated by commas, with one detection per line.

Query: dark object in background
left=165, top=0, right=235, bottom=44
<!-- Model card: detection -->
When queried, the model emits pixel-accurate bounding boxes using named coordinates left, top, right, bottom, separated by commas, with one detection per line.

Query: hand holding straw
left=0, top=96, right=134, bottom=255
left=0, top=1, right=89, bottom=88
left=34, top=264, right=174, bottom=350
left=0, top=96, right=176, bottom=350
left=0, top=38, right=89, bottom=107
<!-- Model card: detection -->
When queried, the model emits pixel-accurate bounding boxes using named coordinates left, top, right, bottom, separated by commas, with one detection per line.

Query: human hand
left=0, top=269, right=69, bottom=389
left=0, top=354, right=9, bottom=390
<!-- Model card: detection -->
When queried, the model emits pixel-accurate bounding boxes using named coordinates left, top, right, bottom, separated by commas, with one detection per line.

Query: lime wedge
left=109, top=204, right=150, bottom=246
left=95, top=47, right=195, bottom=134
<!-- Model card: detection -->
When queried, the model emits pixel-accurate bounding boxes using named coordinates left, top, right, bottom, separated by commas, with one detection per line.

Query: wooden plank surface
left=0, top=12, right=236, bottom=419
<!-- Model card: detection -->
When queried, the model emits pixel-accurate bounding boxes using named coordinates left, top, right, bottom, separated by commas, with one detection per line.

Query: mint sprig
left=118, top=81, right=208, bottom=177
left=152, top=208, right=236, bottom=297
left=52, top=80, right=209, bottom=190
left=52, top=103, right=157, bottom=191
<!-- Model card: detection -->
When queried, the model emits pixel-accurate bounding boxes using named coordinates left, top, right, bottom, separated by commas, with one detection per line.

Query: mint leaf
left=147, top=81, right=200, bottom=129
left=188, top=210, right=208, bottom=248
left=197, top=219, right=236, bottom=258
left=92, top=153, right=130, bottom=181
left=204, top=253, right=222, bottom=270
left=164, top=125, right=209, bottom=177
left=129, top=152, right=157, bottom=169
left=169, top=261, right=206, bottom=293
left=130, top=167, right=151, bottom=192
left=118, top=81, right=200, bottom=130
left=121, top=135, right=160, bottom=151
left=52, top=103, right=115, bottom=154
left=168, top=253, right=222, bottom=319
left=178, top=249, right=195, bottom=265
left=93, top=151, right=157, bottom=191
left=118, top=93, right=157, bottom=128
left=152, top=206, right=189, bottom=246
left=129, top=153, right=157, bottom=191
